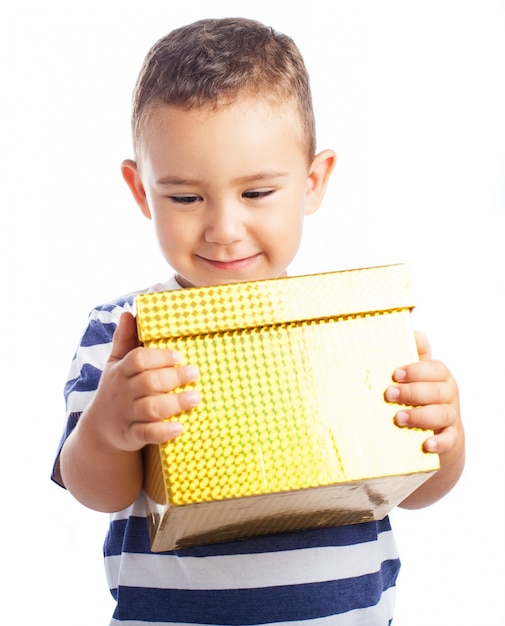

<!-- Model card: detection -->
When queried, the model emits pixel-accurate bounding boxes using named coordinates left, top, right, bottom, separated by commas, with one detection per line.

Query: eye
left=242, top=189, right=275, bottom=199
left=169, top=195, right=201, bottom=204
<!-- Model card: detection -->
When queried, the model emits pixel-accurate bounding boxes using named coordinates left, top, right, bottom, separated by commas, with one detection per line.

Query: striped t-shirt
left=52, top=276, right=400, bottom=625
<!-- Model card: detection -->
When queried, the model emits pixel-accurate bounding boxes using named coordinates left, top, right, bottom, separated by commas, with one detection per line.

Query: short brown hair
left=131, top=18, right=316, bottom=163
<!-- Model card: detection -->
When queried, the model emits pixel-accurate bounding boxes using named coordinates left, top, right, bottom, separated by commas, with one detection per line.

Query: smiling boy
left=122, top=98, right=333, bottom=289
left=52, top=18, right=464, bottom=625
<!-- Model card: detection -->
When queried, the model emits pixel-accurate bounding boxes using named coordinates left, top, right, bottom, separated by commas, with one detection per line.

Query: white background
left=5, top=1, right=505, bottom=624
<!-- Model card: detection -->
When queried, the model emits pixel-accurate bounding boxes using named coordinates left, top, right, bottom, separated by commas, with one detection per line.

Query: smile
left=198, top=254, right=261, bottom=272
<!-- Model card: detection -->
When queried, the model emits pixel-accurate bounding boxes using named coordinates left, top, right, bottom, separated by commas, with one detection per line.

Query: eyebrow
left=155, top=176, right=196, bottom=186
left=235, top=170, right=289, bottom=184
left=155, top=170, right=289, bottom=187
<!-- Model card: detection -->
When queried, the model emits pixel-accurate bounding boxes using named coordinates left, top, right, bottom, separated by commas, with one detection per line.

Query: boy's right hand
left=92, top=311, right=200, bottom=452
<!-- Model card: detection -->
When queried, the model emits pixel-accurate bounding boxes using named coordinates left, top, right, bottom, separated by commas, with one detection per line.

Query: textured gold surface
left=136, top=264, right=415, bottom=341
left=137, top=265, right=437, bottom=515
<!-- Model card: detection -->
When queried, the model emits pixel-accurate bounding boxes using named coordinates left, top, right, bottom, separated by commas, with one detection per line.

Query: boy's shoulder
left=90, top=276, right=180, bottom=319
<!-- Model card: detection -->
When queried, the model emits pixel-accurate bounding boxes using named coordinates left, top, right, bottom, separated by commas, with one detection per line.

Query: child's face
left=123, top=97, right=334, bottom=288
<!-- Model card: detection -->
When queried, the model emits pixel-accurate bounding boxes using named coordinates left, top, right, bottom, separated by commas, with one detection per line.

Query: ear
left=121, top=159, right=152, bottom=220
left=305, top=149, right=337, bottom=215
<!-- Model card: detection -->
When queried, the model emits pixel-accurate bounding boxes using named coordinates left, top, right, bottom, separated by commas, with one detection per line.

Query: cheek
left=263, top=212, right=304, bottom=260
left=273, top=205, right=305, bottom=240
left=151, top=215, right=184, bottom=255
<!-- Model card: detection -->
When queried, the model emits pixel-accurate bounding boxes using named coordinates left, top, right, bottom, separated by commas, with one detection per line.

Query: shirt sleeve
left=50, top=306, right=123, bottom=488
left=50, top=283, right=171, bottom=488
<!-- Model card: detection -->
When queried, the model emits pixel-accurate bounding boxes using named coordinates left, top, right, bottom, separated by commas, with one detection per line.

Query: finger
left=414, top=330, right=432, bottom=361
left=121, top=345, right=183, bottom=378
left=385, top=380, right=453, bottom=406
left=109, top=312, right=139, bottom=363
left=394, top=403, right=456, bottom=431
left=392, top=359, right=450, bottom=384
left=131, top=364, right=200, bottom=397
left=422, top=426, right=458, bottom=454
left=133, top=387, right=201, bottom=422
left=130, top=419, right=184, bottom=446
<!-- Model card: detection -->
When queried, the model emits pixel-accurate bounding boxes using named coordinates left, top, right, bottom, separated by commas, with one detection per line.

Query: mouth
left=198, top=253, right=261, bottom=272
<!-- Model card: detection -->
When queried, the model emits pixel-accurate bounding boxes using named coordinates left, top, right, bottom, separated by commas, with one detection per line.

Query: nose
left=204, top=203, right=246, bottom=245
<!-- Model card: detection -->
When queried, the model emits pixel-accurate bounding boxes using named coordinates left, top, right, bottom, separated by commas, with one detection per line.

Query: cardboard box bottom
left=144, top=470, right=435, bottom=551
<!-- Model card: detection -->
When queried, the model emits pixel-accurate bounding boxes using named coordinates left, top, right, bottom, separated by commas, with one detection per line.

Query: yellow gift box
left=136, top=264, right=439, bottom=551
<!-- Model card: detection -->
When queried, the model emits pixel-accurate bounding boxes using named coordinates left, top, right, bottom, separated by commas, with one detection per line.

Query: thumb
left=109, top=312, right=139, bottom=363
left=414, top=330, right=432, bottom=361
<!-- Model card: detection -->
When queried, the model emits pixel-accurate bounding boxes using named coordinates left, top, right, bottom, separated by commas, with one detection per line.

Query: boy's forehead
left=138, top=97, right=307, bottom=164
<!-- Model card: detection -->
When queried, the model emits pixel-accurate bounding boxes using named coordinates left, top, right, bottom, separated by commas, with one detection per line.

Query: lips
left=198, top=253, right=261, bottom=272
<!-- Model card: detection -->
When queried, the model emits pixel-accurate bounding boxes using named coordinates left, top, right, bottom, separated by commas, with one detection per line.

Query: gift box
left=136, top=264, right=439, bottom=551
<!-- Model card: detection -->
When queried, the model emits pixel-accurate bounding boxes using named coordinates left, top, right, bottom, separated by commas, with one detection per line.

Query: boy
left=52, top=17, right=465, bottom=625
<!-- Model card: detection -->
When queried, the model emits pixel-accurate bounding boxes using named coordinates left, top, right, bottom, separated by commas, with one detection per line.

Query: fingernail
left=171, top=350, right=182, bottom=364
left=185, top=390, right=201, bottom=407
left=185, top=365, right=200, bottom=381
left=170, top=422, right=184, bottom=436
left=385, top=385, right=400, bottom=401
left=393, top=368, right=407, bottom=382
left=395, top=411, right=409, bottom=426
left=424, top=437, right=437, bottom=452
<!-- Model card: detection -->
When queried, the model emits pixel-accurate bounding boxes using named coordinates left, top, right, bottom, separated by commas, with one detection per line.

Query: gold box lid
left=136, top=264, right=415, bottom=340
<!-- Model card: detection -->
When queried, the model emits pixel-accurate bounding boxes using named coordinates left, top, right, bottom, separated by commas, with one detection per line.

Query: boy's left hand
left=384, top=331, right=460, bottom=455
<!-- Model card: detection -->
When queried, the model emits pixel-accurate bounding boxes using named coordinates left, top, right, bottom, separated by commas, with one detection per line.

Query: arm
left=385, top=331, right=465, bottom=509
left=59, top=312, right=200, bottom=512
